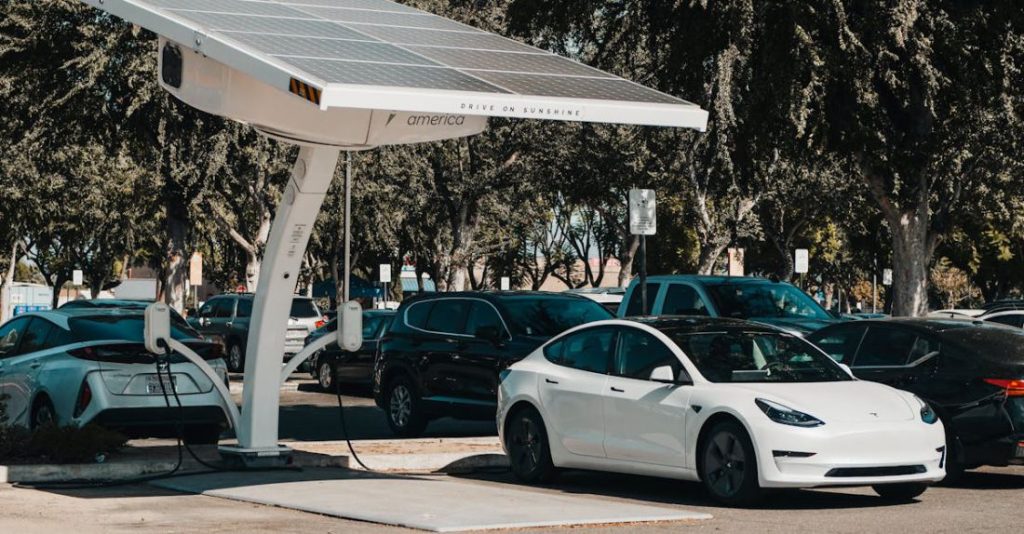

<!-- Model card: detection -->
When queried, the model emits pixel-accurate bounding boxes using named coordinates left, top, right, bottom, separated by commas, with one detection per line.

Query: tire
left=873, top=482, right=928, bottom=501
left=698, top=420, right=762, bottom=506
left=505, top=407, right=557, bottom=484
left=383, top=376, right=428, bottom=438
left=227, top=343, right=245, bottom=373
left=31, top=397, right=56, bottom=430
left=939, top=432, right=966, bottom=485
left=183, top=424, right=223, bottom=445
left=318, top=360, right=336, bottom=392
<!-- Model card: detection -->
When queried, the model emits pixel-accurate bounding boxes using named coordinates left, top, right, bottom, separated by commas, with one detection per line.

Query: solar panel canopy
left=80, top=0, right=708, bottom=131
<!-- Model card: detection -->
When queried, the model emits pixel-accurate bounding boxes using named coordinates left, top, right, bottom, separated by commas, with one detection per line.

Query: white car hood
left=726, top=380, right=916, bottom=423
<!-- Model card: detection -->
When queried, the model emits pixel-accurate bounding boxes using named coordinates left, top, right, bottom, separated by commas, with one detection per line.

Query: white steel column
left=231, top=145, right=340, bottom=454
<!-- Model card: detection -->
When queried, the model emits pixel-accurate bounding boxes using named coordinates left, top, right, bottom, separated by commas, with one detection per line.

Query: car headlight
left=915, top=395, right=938, bottom=424
left=755, top=398, right=824, bottom=427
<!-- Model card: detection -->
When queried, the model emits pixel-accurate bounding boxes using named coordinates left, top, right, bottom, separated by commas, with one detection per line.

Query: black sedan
left=307, top=310, right=395, bottom=391
left=807, top=318, right=1024, bottom=481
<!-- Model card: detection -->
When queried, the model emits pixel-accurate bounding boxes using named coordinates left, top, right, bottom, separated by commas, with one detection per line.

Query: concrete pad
left=152, top=469, right=711, bottom=532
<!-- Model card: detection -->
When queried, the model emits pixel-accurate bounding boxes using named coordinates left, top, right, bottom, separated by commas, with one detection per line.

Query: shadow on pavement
left=277, top=404, right=496, bottom=441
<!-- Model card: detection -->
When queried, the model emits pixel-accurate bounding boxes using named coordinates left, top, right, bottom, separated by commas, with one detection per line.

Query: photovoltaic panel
left=78, top=0, right=709, bottom=129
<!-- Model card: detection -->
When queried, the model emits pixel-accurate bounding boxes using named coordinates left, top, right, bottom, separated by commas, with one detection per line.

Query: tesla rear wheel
left=384, top=376, right=427, bottom=438
left=699, top=420, right=762, bottom=506
left=318, top=361, right=336, bottom=392
left=227, top=344, right=245, bottom=373
left=873, top=482, right=928, bottom=501
left=506, top=407, right=556, bottom=484
left=31, top=398, right=56, bottom=430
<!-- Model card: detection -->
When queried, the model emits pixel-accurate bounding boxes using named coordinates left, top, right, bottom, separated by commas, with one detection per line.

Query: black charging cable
left=334, top=378, right=372, bottom=471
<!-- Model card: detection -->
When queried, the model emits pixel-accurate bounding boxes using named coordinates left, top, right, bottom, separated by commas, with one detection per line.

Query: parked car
left=980, top=310, right=1024, bottom=329
left=498, top=317, right=945, bottom=505
left=0, top=308, right=230, bottom=443
left=307, top=310, right=395, bottom=391
left=618, top=275, right=839, bottom=335
left=806, top=318, right=1024, bottom=481
left=565, top=287, right=625, bottom=313
left=373, top=291, right=613, bottom=437
left=187, top=293, right=325, bottom=373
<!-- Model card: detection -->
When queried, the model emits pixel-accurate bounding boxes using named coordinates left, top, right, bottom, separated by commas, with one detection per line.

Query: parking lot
left=3, top=381, right=1022, bottom=534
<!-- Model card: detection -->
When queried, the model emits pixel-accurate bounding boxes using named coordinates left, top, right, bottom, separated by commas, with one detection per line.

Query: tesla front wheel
left=384, top=376, right=427, bottom=438
left=873, top=482, right=928, bottom=501
left=699, top=420, right=762, bottom=506
left=506, top=407, right=556, bottom=484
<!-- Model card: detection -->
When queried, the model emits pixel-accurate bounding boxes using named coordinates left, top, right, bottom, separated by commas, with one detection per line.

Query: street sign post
left=190, top=253, right=203, bottom=309
left=794, top=249, right=809, bottom=274
left=883, top=269, right=893, bottom=286
left=500, top=277, right=511, bottom=291
left=629, top=189, right=656, bottom=314
left=379, top=264, right=392, bottom=305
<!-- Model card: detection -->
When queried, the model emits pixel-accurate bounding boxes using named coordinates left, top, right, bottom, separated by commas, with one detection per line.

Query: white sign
left=794, top=249, right=809, bottom=274
left=883, top=268, right=893, bottom=286
left=72, top=269, right=83, bottom=286
left=189, top=253, right=203, bottom=285
left=379, top=264, right=392, bottom=284
left=628, top=189, right=657, bottom=236
left=500, top=277, right=511, bottom=291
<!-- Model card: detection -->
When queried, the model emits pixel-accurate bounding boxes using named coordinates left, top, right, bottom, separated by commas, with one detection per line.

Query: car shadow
left=277, top=404, right=496, bottom=441
left=943, top=469, right=1024, bottom=490
left=452, top=469, right=925, bottom=511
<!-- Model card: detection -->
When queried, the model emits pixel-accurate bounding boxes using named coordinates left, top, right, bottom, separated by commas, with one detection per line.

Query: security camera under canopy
left=79, top=0, right=709, bottom=465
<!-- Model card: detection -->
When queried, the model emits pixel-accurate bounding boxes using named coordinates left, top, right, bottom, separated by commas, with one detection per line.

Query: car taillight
left=316, top=320, right=326, bottom=329
left=983, top=378, right=1024, bottom=397
left=74, top=379, right=93, bottom=418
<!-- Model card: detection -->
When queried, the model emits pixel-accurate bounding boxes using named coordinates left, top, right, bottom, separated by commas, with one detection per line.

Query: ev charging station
left=78, top=0, right=708, bottom=467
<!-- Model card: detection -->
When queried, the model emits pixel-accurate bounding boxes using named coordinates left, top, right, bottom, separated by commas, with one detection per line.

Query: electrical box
left=144, top=302, right=172, bottom=354
left=339, top=301, right=363, bottom=353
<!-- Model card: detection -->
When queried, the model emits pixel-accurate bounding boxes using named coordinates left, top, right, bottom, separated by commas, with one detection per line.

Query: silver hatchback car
left=0, top=308, right=231, bottom=443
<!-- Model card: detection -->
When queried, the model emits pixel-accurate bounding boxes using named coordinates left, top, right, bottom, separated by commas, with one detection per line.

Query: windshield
left=708, top=283, right=830, bottom=320
left=290, top=299, right=320, bottom=318
left=502, top=296, right=613, bottom=337
left=70, top=316, right=199, bottom=343
left=671, top=330, right=851, bottom=383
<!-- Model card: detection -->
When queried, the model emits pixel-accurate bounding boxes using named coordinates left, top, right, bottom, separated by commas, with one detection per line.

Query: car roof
left=401, top=290, right=592, bottom=305
left=15, top=307, right=149, bottom=330
left=60, top=298, right=154, bottom=308
left=635, top=275, right=786, bottom=286
left=628, top=315, right=782, bottom=334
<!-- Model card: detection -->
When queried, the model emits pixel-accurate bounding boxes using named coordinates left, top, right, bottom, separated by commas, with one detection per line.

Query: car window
left=672, top=330, right=851, bottom=383
left=708, top=282, right=831, bottom=320
left=236, top=298, right=252, bottom=318
left=290, top=299, right=320, bottom=319
left=198, top=301, right=215, bottom=318
left=908, top=335, right=940, bottom=363
left=362, top=316, right=383, bottom=339
left=543, top=339, right=564, bottom=364
left=615, top=328, right=685, bottom=381
left=43, top=325, right=74, bottom=350
left=986, top=315, right=1024, bottom=328
left=853, top=327, right=917, bottom=367
left=808, top=324, right=867, bottom=363
left=212, top=298, right=234, bottom=319
left=69, top=316, right=197, bottom=342
left=662, top=284, right=708, bottom=316
left=405, top=301, right=434, bottom=329
left=558, top=327, right=616, bottom=374
left=624, top=283, right=660, bottom=316
left=0, top=318, right=30, bottom=358
left=16, top=318, right=54, bottom=355
left=465, top=301, right=505, bottom=337
left=425, top=299, right=472, bottom=335
left=501, top=296, right=612, bottom=337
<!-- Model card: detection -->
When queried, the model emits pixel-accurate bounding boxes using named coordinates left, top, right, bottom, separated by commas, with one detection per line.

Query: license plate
left=146, top=374, right=177, bottom=394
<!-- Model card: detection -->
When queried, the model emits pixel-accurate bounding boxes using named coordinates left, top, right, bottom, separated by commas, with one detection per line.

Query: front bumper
left=751, top=419, right=946, bottom=488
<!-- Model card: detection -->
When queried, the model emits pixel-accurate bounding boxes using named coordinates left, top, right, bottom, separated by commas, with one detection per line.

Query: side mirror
left=475, top=325, right=504, bottom=344
left=650, top=365, right=689, bottom=385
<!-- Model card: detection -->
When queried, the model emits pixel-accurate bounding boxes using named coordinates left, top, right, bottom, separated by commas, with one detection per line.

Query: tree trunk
left=696, top=239, right=730, bottom=275
left=0, top=242, right=18, bottom=322
left=617, top=235, right=640, bottom=287
left=50, top=275, right=68, bottom=309
left=890, top=214, right=933, bottom=316
left=163, top=213, right=189, bottom=311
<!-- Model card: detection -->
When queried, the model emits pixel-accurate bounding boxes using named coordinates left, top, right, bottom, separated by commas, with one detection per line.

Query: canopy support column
left=220, top=145, right=339, bottom=465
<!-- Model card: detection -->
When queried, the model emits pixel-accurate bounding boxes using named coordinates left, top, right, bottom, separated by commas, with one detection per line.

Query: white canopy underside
left=80, top=0, right=709, bottom=131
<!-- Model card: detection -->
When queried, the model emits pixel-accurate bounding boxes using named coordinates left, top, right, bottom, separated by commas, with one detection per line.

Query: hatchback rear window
left=70, top=316, right=198, bottom=343
left=290, top=299, right=320, bottom=318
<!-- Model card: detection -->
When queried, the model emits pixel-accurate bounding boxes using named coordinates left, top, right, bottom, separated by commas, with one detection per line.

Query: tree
left=820, top=1, right=1024, bottom=315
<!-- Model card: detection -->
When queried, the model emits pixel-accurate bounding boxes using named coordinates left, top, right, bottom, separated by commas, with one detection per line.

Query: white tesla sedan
left=497, top=317, right=946, bottom=505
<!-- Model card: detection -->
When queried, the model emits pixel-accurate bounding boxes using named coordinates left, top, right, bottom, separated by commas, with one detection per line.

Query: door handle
left=610, top=386, right=625, bottom=393
left=30, top=361, right=41, bottom=369
left=545, top=378, right=559, bottom=384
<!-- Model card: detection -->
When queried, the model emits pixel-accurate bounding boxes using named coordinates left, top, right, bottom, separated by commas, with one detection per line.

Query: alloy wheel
left=509, top=415, right=542, bottom=475
left=33, top=403, right=55, bottom=429
left=389, top=384, right=412, bottom=428
left=704, top=430, right=747, bottom=498
left=318, top=361, right=334, bottom=390
left=229, top=345, right=243, bottom=372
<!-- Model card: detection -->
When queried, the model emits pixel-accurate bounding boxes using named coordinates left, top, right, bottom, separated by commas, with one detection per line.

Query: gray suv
left=188, top=294, right=324, bottom=372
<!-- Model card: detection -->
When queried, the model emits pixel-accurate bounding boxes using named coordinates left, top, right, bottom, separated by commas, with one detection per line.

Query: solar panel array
left=141, top=0, right=690, bottom=106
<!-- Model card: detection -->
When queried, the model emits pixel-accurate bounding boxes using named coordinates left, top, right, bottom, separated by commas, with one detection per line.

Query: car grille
left=824, top=465, right=926, bottom=478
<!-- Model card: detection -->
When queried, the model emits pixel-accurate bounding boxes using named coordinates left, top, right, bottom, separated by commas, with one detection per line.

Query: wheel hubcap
left=705, top=431, right=746, bottom=497
left=510, top=416, right=542, bottom=474
left=35, top=406, right=53, bottom=428
left=389, top=385, right=411, bottom=427
left=230, top=346, right=242, bottom=369
left=319, top=363, right=333, bottom=389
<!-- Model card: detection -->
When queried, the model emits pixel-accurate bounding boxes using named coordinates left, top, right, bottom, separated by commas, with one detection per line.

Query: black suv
left=807, top=319, right=1024, bottom=481
left=373, top=291, right=612, bottom=437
